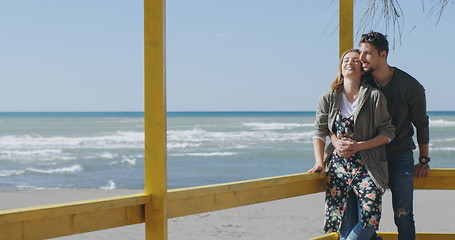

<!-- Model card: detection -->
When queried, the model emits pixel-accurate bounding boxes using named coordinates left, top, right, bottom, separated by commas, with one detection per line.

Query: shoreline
left=1, top=189, right=454, bottom=239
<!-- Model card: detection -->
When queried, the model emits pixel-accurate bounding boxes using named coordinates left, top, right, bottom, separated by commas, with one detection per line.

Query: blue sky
left=1, top=1, right=454, bottom=112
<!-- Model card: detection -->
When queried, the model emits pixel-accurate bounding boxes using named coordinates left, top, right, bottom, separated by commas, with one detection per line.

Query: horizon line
left=0, top=110, right=454, bottom=113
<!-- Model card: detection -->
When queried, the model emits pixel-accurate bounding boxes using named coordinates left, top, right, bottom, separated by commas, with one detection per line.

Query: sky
left=1, top=1, right=454, bottom=112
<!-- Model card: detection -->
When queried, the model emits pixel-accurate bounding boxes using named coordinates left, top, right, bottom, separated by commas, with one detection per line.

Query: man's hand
left=331, top=136, right=357, bottom=158
left=414, top=163, right=430, bottom=178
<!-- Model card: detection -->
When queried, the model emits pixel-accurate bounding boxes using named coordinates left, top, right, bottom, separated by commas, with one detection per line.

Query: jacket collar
left=329, top=82, right=371, bottom=131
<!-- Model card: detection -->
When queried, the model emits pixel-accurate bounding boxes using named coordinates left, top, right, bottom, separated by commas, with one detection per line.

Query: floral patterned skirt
left=323, top=151, right=383, bottom=233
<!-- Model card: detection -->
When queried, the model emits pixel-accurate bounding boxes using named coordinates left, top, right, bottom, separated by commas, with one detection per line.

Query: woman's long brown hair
left=330, top=49, right=361, bottom=91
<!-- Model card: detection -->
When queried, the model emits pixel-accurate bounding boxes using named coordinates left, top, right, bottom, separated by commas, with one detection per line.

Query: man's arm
left=415, top=143, right=430, bottom=178
left=407, top=82, right=430, bottom=178
left=330, top=134, right=356, bottom=158
left=331, top=134, right=389, bottom=156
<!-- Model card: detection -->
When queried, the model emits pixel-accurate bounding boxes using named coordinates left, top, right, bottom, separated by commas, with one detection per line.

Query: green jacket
left=314, top=82, right=395, bottom=192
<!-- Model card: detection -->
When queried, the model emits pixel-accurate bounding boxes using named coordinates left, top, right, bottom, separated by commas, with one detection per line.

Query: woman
left=308, top=49, right=395, bottom=240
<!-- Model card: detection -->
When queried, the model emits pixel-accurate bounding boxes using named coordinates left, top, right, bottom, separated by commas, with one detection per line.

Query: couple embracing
left=308, top=31, right=430, bottom=240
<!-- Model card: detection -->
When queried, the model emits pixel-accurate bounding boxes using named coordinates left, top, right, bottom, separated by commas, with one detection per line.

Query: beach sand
left=1, top=189, right=454, bottom=239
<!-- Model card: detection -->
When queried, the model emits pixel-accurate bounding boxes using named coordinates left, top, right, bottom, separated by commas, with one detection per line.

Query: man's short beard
left=363, top=67, right=374, bottom=74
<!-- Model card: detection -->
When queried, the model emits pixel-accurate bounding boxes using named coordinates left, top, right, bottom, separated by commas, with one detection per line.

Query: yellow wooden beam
left=309, top=233, right=339, bottom=240
left=144, top=0, right=167, bottom=239
left=167, top=173, right=327, bottom=218
left=339, top=0, right=353, bottom=57
left=311, top=232, right=455, bottom=240
left=379, top=232, right=455, bottom=240
left=0, top=169, right=453, bottom=239
left=0, top=194, right=149, bottom=240
left=166, top=169, right=455, bottom=218
left=414, top=168, right=455, bottom=189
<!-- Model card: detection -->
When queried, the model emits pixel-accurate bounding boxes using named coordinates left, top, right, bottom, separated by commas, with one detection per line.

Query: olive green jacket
left=314, top=82, right=395, bottom=193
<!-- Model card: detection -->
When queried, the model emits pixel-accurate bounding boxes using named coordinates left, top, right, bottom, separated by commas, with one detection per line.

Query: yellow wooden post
left=339, top=0, right=353, bottom=57
left=144, top=0, right=167, bottom=239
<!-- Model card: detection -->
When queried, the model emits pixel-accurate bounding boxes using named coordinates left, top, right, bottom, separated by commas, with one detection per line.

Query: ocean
left=0, top=112, right=454, bottom=191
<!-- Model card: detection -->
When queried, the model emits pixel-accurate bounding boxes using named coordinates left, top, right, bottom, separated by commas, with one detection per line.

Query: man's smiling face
left=359, top=42, right=382, bottom=74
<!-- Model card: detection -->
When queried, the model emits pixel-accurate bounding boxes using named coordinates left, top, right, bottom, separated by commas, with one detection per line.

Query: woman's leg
left=347, top=223, right=376, bottom=240
left=339, top=189, right=358, bottom=240
left=340, top=190, right=376, bottom=240
left=345, top=192, right=377, bottom=240
left=348, top=170, right=383, bottom=240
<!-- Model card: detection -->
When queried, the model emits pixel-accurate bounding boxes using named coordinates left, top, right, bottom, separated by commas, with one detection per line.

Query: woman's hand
left=331, top=135, right=357, bottom=158
left=307, top=162, right=325, bottom=176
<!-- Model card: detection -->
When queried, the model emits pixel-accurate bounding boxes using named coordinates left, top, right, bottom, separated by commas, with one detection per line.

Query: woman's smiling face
left=341, top=52, right=362, bottom=78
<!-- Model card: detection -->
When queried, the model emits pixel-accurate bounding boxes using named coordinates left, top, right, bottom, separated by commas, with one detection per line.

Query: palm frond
left=425, top=0, right=455, bottom=26
left=354, top=0, right=453, bottom=49
left=355, top=0, right=403, bottom=50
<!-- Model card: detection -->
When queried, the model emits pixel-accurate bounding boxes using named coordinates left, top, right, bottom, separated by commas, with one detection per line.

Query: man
left=333, top=31, right=430, bottom=240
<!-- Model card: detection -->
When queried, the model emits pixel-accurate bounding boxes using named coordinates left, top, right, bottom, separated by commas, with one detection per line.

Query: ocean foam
left=429, top=147, right=455, bottom=151
left=0, top=169, right=25, bottom=177
left=169, top=152, right=238, bottom=157
left=167, top=142, right=202, bottom=150
left=0, top=149, right=62, bottom=156
left=98, top=152, right=118, bottom=159
left=121, top=156, right=136, bottom=165
left=109, top=155, right=138, bottom=165
left=26, top=165, right=83, bottom=174
left=431, top=138, right=455, bottom=143
left=101, top=180, right=116, bottom=190
left=167, top=128, right=313, bottom=143
left=167, top=128, right=207, bottom=142
left=16, top=184, right=37, bottom=190
left=0, top=131, right=145, bottom=150
left=243, top=122, right=313, bottom=130
left=0, top=149, right=74, bottom=162
left=430, top=119, right=455, bottom=127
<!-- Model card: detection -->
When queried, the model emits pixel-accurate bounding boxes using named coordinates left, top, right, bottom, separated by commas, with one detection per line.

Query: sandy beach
left=1, top=189, right=454, bottom=239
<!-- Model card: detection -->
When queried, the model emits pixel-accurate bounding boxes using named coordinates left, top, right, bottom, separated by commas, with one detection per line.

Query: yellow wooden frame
left=144, top=0, right=167, bottom=239
left=1, top=169, right=454, bottom=239
left=0, top=1, right=454, bottom=239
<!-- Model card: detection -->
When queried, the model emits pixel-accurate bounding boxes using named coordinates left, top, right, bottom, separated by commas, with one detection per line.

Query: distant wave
left=167, top=142, right=201, bottom=150
left=169, top=152, right=238, bottom=157
left=0, top=127, right=313, bottom=158
left=0, top=149, right=62, bottom=156
left=243, top=122, right=313, bottom=130
left=167, top=128, right=313, bottom=143
left=430, top=147, right=455, bottom=151
left=430, top=119, right=455, bottom=127
left=15, top=184, right=44, bottom=190
left=0, top=149, right=74, bottom=162
left=26, top=165, right=83, bottom=174
left=0, top=131, right=144, bottom=150
left=0, top=169, right=25, bottom=177
left=1, top=165, right=83, bottom=177
left=84, top=152, right=118, bottom=160
left=430, top=138, right=455, bottom=143
left=109, top=156, right=138, bottom=165
left=92, top=118, right=144, bottom=124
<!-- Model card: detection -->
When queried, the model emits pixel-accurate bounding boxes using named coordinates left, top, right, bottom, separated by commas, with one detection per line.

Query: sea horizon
left=0, top=110, right=454, bottom=116
left=1, top=111, right=454, bottom=190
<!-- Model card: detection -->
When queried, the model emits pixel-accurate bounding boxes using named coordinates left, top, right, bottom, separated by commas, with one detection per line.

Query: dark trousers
left=387, top=154, right=416, bottom=240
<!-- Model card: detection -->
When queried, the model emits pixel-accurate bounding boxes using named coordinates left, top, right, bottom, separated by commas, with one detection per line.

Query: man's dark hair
left=359, top=31, right=389, bottom=56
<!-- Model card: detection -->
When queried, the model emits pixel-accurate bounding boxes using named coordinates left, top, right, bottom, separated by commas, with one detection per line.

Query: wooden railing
left=1, top=169, right=454, bottom=239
